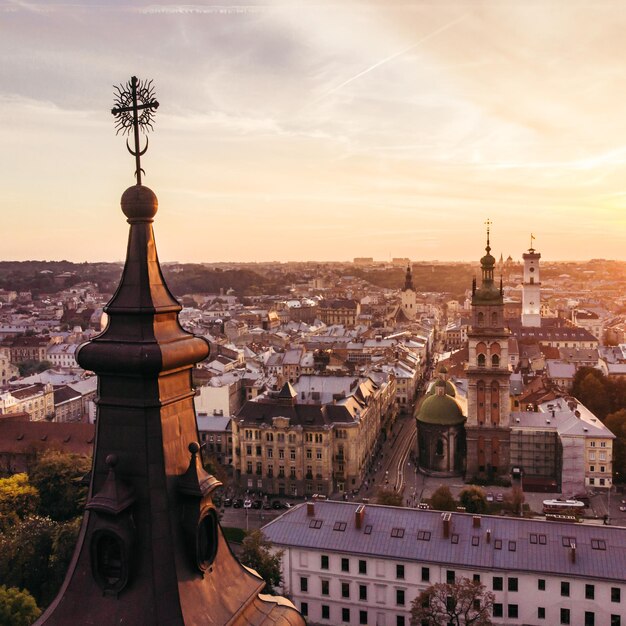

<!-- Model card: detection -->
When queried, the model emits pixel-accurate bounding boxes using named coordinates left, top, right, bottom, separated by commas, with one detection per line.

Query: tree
left=239, top=530, right=284, bottom=594
left=0, top=474, right=39, bottom=531
left=571, top=369, right=611, bottom=420
left=430, top=485, right=456, bottom=511
left=375, top=487, right=404, bottom=507
left=459, top=487, right=488, bottom=514
left=0, top=585, right=41, bottom=626
left=0, top=515, right=80, bottom=608
left=17, top=360, right=52, bottom=377
left=410, top=577, right=495, bottom=626
left=605, top=409, right=626, bottom=483
left=506, top=486, right=525, bottom=515
left=28, top=450, right=91, bottom=521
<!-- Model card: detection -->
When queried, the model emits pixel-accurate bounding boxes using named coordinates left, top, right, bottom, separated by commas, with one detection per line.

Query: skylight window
left=417, top=530, right=431, bottom=541
left=333, top=521, right=347, bottom=532
left=391, top=528, right=405, bottom=538
left=309, top=519, right=323, bottom=529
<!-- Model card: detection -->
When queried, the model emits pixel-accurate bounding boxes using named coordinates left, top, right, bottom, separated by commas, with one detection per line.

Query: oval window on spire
left=197, top=508, right=219, bottom=571
left=91, top=530, right=129, bottom=595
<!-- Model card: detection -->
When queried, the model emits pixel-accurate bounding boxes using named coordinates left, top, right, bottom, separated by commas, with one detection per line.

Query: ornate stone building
left=233, top=374, right=396, bottom=496
left=465, top=228, right=512, bottom=478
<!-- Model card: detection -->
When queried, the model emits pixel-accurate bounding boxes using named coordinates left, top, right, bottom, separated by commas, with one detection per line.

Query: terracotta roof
left=53, top=385, right=83, bottom=405
left=0, top=421, right=94, bottom=455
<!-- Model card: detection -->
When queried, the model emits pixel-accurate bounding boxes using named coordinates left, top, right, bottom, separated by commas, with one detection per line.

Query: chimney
left=473, top=515, right=481, bottom=529
left=441, top=512, right=451, bottom=539
left=570, top=541, right=577, bottom=564
left=355, top=504, right=366, bottom=529
left=486, top=529, right=491, bottom=544
left=307, top=501, right=315, bottom=517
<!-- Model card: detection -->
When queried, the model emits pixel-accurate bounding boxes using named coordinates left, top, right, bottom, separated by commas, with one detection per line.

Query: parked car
left=262, top=501, right=272, bottom=510
left=619, top=505, right=626, bottom=512
left=243, top=499, right=252, bottom=509
left=271, top=500, right=284, bottom=510
left=252, top=500, right=263, bottom=509
left=486, top=492, right=494, bottom=502
left=496, top=493, right=504, bottom=503
left=233, top=498, right=244, bottom=508
left=223, top=498, right=233, bottom=507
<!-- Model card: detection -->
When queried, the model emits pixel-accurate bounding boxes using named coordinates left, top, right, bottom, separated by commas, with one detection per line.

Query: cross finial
left=112, top=76, right=159, bottom=185
left=485, top=218, right=492, bottom=252
left=530, top=232, right=535, bottom=251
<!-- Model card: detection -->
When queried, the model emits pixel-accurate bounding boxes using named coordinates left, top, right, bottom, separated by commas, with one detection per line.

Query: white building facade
left=264, top=500, right=626, bottom=626
left=522, top=246, right=541, bottom=327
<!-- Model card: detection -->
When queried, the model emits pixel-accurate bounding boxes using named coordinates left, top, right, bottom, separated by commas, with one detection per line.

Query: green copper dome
left=417, top=393, right=465, bottom=426
left=426, top=378, right=456, bottom=398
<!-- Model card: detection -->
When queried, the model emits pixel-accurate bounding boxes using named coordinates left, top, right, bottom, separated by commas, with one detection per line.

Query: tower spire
left=38, top=77, right=301, bottom=626
left=404, top=262, right=414, bottom=291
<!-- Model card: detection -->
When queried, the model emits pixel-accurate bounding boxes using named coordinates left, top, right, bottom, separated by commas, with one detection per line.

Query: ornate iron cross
left=111, top=76, right=159, bottom=185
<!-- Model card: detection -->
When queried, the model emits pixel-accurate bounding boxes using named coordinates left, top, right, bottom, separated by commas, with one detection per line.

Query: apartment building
left=264, top=500, right=625, bottom=626
left=232, top=373, right=396, bottom=496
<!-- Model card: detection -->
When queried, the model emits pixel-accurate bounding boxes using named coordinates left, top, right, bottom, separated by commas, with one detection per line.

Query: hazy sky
left=2, top=0, right=626, bottom=263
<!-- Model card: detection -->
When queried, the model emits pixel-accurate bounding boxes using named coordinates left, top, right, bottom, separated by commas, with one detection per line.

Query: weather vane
left=111, top=76, right=159, bottom=185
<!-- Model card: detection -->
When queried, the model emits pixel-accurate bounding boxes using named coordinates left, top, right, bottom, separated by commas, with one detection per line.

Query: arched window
left=477, top=312, right=484, bottom=327
left=435, top=439, right=444, bottom=456
left=476, top=342, right=487, bottom=368
left=492, top=354, right=500, bottom=367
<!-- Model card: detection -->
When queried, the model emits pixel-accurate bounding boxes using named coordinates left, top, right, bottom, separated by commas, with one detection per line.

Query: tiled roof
left=263, top=500, right=626, bottom=583
left=0, top=421, right=94, bottom=455
left=53, top=385, right=82, bottom=405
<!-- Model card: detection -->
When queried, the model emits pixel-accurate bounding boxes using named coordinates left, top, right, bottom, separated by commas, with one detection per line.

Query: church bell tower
left=401, top=262, right=417, bottom=320
left=465, top=222, right=511, bottom=478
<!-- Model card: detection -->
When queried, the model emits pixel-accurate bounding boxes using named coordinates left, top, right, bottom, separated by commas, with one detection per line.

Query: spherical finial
left=121, top=185, right=158, bottom=222
left=105, top=453, right=118, bottom=468
left=188, top=442, right=200, bottom=455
